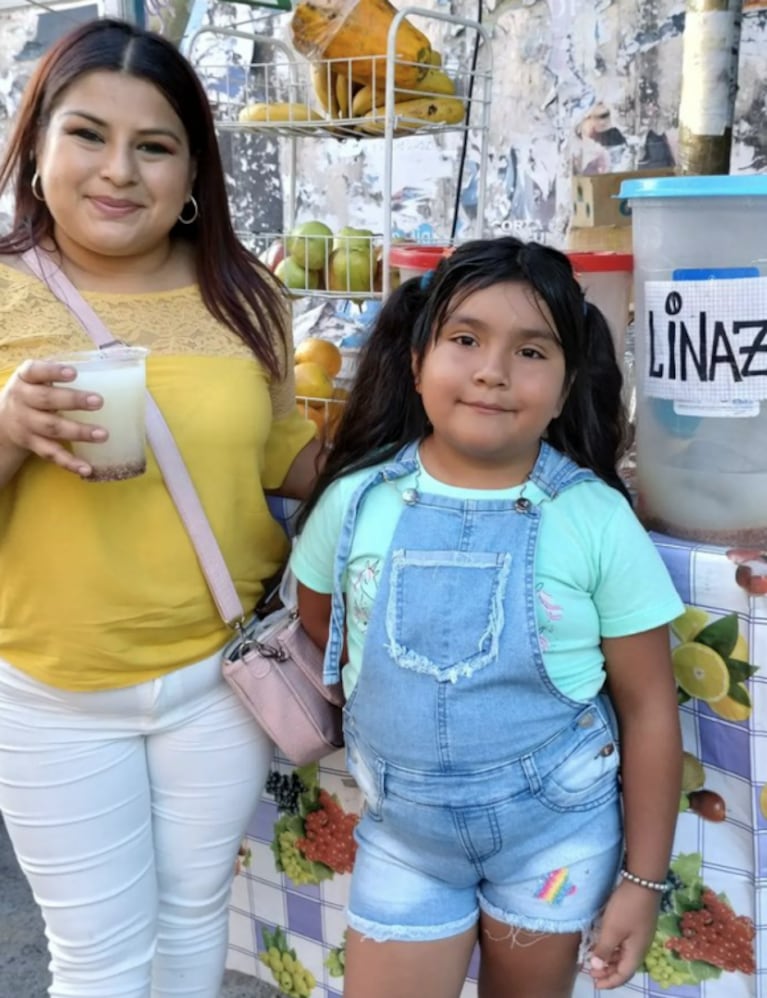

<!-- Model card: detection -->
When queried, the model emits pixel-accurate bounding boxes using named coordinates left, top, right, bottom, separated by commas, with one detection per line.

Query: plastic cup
left=53, top=346, right=149, bottom=482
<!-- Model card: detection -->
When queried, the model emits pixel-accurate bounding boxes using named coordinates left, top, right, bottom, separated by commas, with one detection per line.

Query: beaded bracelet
left=620, top=868, right=669, bottom=893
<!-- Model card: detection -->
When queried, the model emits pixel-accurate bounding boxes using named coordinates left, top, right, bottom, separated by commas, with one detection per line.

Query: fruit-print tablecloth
left=225, top=531, right=766, bottom=998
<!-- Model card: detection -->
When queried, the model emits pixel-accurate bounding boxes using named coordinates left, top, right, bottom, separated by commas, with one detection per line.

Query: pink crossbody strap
left=21, top=248, right=246, bottom=627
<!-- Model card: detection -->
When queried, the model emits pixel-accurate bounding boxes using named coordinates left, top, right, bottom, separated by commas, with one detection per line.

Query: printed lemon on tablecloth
left=671, top=606, right=709, bottom=643
left=669, top=608, right=759, bottom=718
left=672, top=643, right=730, bottom=703
left=731, top=631, right=748, bottom=661
left=708, top=691, right=752, bottom=722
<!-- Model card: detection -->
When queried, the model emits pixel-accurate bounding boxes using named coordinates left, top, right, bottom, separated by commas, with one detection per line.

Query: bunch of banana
left=238, top=103, right=324, bottom=124
left=310, top=63, right=340, bottom=118
left=309, top=51, right=448, bottom=128
left=308, top=61, right=364, bottom=121
left=350, top=65, right=456, bottom=117
left=351, top=62, right=464, bottom=135
left=335, top=73, right=357, bottom=118
left=358, top=94, right=466, bottom=135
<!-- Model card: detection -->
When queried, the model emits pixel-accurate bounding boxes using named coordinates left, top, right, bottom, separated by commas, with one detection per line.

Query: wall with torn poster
left=1, top=0, right=766, bottom=245
left=456, top=0, right=766, bottom=242
left=733, top=1, right=767, bottom=174
left=0, top=2, right=101, bottom=232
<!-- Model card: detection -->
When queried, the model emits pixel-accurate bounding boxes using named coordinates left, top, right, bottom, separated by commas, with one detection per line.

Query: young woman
left=0, top=18, right=319, bottom=998
left=291, top=237, right=683, bottom=998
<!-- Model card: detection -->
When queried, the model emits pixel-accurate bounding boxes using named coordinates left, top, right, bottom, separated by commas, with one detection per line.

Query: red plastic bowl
left=389, top=244, right=453, bottom=279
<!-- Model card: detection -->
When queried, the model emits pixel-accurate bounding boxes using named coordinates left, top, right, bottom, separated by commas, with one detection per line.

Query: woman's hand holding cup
left=0, top=359, right=106, bottom=477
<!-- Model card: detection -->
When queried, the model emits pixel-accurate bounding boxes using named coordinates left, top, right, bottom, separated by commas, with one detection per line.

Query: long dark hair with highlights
left=299, top=236, right=629, bottom=525
left=0, top=17, right=285, bottom=374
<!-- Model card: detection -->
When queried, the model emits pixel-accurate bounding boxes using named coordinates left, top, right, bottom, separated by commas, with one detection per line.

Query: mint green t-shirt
left=291, top=453, right=684, bottom=700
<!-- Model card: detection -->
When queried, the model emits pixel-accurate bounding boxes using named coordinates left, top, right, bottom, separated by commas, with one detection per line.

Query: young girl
left=291, top=237, right=683, bottom=998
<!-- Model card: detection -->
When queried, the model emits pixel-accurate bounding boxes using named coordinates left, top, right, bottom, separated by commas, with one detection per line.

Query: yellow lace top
left=0, top=263, right=316, bottom=691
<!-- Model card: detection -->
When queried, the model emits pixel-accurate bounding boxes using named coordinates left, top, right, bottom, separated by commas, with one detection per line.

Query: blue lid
left=620, top=174, right=767, bottom=199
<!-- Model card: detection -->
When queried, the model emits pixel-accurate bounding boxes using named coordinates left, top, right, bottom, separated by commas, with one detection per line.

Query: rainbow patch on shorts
left=535, top=867, right=577, bottom=905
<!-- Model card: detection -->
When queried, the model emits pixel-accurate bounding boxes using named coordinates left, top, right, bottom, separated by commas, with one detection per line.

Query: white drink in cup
left=52, top=346, right=149, bottom=482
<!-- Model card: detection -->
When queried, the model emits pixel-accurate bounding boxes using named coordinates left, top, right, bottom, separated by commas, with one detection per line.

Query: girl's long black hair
left=298, top=236, right=629, bottom=526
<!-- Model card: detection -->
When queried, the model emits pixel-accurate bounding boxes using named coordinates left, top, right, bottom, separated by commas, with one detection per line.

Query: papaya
left=291, top=0, right=432, bottom=88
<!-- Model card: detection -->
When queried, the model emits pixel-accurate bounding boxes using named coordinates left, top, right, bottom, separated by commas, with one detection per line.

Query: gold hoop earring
left=178, top=195, right=199, bottom=225
left=31, top=171, right=45, bottom=202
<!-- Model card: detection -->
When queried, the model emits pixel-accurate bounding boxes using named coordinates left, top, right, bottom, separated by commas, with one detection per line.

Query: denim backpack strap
left=323, top=444, right=420, bottom=684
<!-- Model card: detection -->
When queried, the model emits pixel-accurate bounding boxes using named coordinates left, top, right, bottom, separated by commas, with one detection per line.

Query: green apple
left=286, top=220, right=333, bottom=272
left=332, top=226, right=375, bottom=262
left=275, top=256, right=319, bottom=294
left=328, top=248, right=373, bottom=295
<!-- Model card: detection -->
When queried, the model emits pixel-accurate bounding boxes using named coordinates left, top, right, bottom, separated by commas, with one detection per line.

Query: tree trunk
left=677, top=0, right=744, bottom=175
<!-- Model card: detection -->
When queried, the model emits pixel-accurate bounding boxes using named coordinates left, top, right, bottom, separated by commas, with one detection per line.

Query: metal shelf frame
left=189, top=5, right=492, bottom=298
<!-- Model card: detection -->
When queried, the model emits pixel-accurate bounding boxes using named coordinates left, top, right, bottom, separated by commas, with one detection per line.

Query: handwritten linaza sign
left=642, top=277, right=767, bottom=416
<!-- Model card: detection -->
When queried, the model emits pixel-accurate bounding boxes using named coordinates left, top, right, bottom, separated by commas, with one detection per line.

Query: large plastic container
left=621, top=174, right=767, bottom=545
left=566, top=252, right=633, bottom=360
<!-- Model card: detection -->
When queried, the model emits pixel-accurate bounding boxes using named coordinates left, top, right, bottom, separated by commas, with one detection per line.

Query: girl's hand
left=587, top=879, right=661, bottom=989
left=0, top=359, right=106, bottom=477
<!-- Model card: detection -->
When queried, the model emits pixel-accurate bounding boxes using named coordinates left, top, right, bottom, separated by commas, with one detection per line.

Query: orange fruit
left=323, top=386, right=349, bottom=440
left=294, top=337, right=342, bottom=378
left=297, top=390, right=346, bottom=443
left=297, top=401, right=340, bottom=444
left=325, top=400, right=345, bottom=439
left=294, top=361, right=334, bottom=401
left=298, top=404, right=326, bottom=436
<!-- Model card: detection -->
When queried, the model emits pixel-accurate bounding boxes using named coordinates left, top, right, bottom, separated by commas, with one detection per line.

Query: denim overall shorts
left=323, top=442, right=624, bottom=941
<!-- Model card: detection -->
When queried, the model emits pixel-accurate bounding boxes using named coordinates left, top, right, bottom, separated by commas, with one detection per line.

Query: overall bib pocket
left=385, top=549, right=512, bottom=681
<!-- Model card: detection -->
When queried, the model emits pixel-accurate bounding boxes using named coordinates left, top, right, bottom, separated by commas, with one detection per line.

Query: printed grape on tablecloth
left=226, top=533, right=766, bottom=998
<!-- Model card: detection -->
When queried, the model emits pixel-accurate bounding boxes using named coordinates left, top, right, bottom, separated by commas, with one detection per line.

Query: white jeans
left=0, top=651, right=273, bottom=998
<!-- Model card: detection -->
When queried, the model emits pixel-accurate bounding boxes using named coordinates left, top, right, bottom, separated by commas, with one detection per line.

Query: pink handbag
left=222, top=602, right=344, bottom=764
left=22, top=249, right=345, bottom=766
